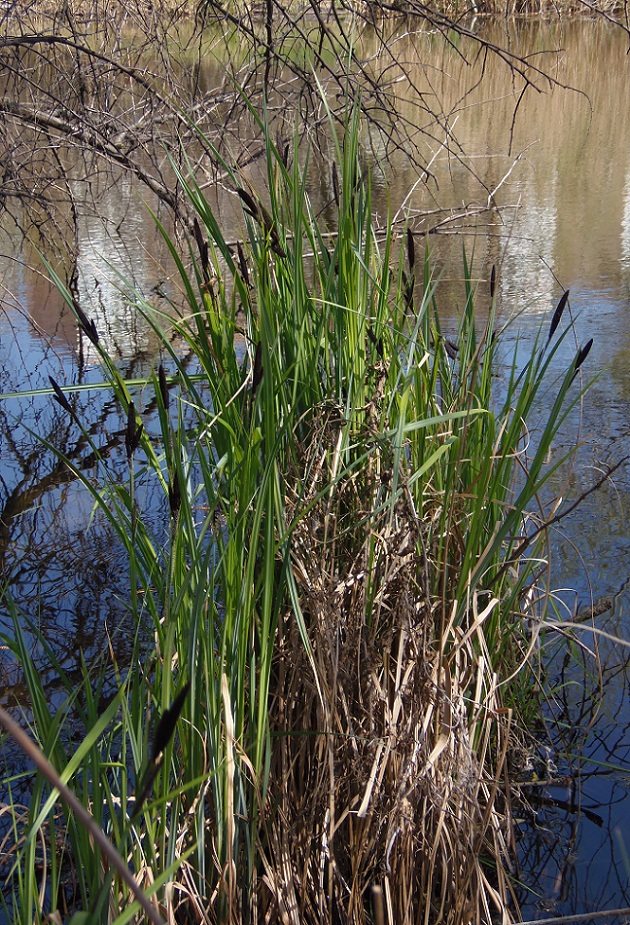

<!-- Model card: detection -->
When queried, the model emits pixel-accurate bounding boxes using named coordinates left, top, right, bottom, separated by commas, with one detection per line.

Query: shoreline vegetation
left=0, top=1, right=624, bottom=923
left=5, top=0, right=627, bottom=17
left=0, top=101, right=604, bottom=923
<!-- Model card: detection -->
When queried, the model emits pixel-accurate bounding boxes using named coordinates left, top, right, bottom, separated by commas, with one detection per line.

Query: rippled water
left=1, top=16, right=630, bottom=919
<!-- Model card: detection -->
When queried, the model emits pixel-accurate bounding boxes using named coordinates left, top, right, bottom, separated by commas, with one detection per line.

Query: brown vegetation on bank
left=6, top=0, right=627, bottom=20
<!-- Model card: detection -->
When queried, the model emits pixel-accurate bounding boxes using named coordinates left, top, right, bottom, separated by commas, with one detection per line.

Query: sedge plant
left=0, top=97, right=596, bottom=925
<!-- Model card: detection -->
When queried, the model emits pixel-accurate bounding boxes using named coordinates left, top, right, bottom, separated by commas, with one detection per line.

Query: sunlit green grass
left=0, top=98, right=592, bottom=925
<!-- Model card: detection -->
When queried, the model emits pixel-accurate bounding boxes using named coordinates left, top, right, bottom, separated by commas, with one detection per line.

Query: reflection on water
left=1, top=16, right=630, bottom=920
left=621, top=175, right=630, bottom=280
left=514, top=624, right=630, bottom=917
left=75, top=171, right=178, bottom=363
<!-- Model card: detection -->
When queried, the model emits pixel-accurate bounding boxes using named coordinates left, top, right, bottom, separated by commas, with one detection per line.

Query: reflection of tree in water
left=0, top=308, right=202, bottom=829
left=515, top=629, right=630, bottom=919
left=0, top=342, right=176, bottom=680
left=0, top=127, right=198, bottom=691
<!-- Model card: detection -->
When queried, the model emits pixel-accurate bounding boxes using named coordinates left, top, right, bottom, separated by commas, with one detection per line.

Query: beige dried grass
left=259, top=411, right=522, bottom=925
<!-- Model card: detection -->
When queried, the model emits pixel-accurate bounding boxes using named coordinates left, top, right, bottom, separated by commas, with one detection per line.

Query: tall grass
left=0, top=99, right=592, bottom=925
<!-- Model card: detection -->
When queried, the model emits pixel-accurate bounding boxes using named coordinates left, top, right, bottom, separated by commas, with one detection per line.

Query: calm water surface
left=1, top=17, right=630, bottom=919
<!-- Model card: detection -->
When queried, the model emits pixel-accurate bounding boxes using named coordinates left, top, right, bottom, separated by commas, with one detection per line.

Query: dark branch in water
left=520, top=905, right=630, bottom=925
left=490, top=457, right=629, bottom=588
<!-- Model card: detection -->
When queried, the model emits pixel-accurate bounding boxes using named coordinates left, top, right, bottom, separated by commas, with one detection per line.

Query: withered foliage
left=259, top=410, right=520, bottom=925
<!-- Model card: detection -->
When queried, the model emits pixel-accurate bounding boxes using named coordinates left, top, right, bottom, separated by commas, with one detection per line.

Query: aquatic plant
left=0, top=99, right=594, bottom=925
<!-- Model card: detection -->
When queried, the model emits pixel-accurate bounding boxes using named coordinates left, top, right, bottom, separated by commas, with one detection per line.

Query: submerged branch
left=520, top=907, right=630, bottom=925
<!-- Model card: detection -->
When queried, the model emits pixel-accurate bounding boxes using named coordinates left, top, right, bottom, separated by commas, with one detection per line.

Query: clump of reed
left=0, top=98, right=591, bottom=925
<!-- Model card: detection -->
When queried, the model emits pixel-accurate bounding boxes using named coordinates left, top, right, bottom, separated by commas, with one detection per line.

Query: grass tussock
left=0, top=97, right=593, bottom=925
left=267, top=421, right=516, bottom=923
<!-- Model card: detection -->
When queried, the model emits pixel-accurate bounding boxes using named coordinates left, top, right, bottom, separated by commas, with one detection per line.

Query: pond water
left=1, top=15, right=630, bottom=921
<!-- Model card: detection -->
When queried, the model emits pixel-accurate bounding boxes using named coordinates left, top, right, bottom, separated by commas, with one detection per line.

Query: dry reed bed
left=256, top=412, right=519, bottom=925
left=12, top=0, right=625, bottom=19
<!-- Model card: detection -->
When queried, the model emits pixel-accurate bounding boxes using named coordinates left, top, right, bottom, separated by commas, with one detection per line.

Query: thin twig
left=0, top=706, right=166, bottom=925
left=520, top=906, right=630, bottom=925
left=490, top=457, right=628, bottom=588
